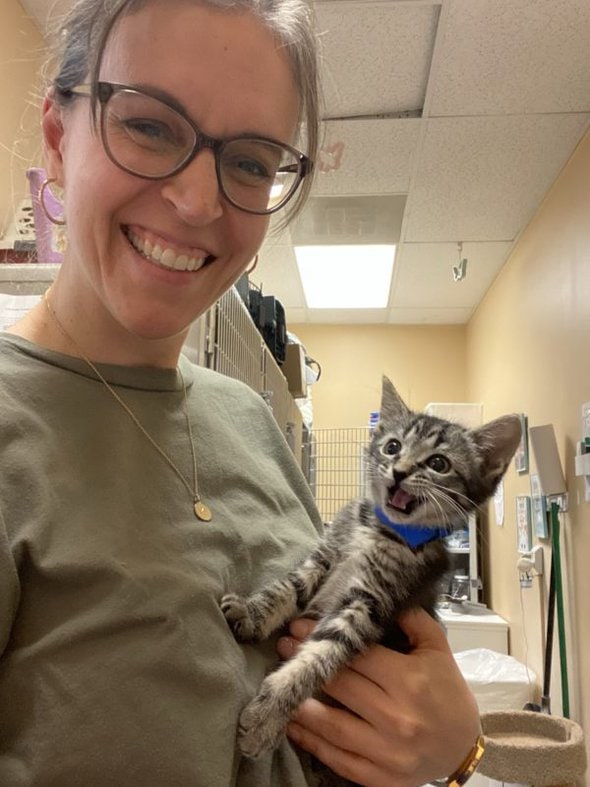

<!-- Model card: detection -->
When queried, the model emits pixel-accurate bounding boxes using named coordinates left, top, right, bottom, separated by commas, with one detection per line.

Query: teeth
left=126, top=229, right=206, bottom=272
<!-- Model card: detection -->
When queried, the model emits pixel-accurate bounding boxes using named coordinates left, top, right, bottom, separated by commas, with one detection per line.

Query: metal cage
left=304, top=427, right=371, bottom=522
left=183, top=285, right=303, bottom=459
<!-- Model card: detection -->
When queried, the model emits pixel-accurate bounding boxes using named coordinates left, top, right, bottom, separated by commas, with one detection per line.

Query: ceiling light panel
left=295, top=244, right=396, bottom=309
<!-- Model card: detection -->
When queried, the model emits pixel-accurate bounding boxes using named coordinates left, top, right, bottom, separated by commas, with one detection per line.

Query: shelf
left=0, top=263, right=57, bottom=295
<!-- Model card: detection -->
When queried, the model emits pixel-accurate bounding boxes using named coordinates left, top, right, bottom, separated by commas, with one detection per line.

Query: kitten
left=221, top=377, right=521, bottom=758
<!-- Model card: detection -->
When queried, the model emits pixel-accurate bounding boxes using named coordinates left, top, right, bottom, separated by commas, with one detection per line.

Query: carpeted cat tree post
left=478, top=710, right=586, bottom=786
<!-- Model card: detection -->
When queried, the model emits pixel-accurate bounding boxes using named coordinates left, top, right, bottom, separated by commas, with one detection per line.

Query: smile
left=124, top=226, right=212, bottom=272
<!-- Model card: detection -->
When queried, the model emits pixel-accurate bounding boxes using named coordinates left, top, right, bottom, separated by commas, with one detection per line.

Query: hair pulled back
left=48, top=0, right=322, bottom=222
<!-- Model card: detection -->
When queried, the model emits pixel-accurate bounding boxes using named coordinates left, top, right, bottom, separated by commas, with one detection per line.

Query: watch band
left=445, top=734, right=486, bottom=786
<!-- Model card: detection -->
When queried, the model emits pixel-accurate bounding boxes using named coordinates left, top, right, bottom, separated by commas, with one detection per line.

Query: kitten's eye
left=383, top=439, right=401, bottom=456
left=426, top=454, right=451, bottom=473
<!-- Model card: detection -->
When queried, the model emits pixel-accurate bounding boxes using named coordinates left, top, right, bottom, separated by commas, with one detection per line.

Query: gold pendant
left=194, top=500, right=212, bottom=522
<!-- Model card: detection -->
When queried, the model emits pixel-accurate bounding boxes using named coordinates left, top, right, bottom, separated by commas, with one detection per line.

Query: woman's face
left=44, top=1, right=300, bottom=356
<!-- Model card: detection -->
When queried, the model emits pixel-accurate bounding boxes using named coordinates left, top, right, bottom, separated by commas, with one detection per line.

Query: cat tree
left=479, top=710, right=586, bottom=786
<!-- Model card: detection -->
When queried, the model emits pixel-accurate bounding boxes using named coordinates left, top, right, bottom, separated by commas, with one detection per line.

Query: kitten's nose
left=393, top=470, right=408, bottom=486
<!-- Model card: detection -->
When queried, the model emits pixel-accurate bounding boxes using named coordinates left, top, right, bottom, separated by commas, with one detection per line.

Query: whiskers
left=413, top=477, right=483, bottom=528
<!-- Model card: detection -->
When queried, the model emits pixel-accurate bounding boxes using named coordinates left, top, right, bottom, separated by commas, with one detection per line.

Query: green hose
left=550, top=501, right=570, bottom=718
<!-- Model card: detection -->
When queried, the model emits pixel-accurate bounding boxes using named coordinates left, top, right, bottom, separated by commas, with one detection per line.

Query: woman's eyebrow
left=125, top=81, right=289, bottom=144
left=130, top=82, right=191, bottom=117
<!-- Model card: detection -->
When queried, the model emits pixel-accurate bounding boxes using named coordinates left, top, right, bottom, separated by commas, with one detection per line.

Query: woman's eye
left=228, top=156, right=271, bottom=181
left=383, top=439, right=401, bottom=456
left=122, top=117, right=179, bottom=146
left=426, top=454, right=451, bottom=473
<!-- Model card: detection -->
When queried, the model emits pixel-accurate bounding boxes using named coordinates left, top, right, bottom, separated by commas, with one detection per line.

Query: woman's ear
left=41, top=93, right=66, bottom=187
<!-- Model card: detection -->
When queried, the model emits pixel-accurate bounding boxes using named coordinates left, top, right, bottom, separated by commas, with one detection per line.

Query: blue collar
left=374, top=506, right=449, bottom=549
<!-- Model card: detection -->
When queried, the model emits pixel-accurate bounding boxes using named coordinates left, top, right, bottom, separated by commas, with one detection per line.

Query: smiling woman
left=0, top=0, right=483, bottom=785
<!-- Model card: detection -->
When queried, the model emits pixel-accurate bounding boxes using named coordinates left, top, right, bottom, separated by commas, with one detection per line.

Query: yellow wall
left=0, top=0, right=44, bottom=238
left=289, top=324, right=467, bottom=428
left=467, top=129, right=590, bottom=755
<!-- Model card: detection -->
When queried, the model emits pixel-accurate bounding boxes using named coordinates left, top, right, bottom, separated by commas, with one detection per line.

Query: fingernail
left=277, top=636, right=294, bottom=658
left=290, top=619, right=310, bottom=639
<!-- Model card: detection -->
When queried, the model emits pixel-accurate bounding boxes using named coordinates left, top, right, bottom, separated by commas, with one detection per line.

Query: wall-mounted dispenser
left=528, top=424, right=568, bottom=510
left=574, top=401, right=590, bottom=502
left=517, top=545, right=544, bottom=589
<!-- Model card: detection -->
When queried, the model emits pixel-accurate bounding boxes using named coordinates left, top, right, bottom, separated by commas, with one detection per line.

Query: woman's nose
left=160, top=150, right=224, bottom=225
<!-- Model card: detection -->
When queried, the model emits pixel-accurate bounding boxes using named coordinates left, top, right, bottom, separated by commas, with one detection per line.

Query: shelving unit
left=0, top=262, right=57, bottom=294
left=424, top=401, right=485, bottom=605
left=444, top=512, right=482, bottom=604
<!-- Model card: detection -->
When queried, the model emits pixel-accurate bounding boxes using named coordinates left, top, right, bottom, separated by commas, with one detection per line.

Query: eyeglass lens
left=101, top=89, right=302, bottom=213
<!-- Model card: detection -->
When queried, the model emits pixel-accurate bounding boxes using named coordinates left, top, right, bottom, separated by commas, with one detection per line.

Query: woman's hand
left=276, top=608, right=481, bottom=787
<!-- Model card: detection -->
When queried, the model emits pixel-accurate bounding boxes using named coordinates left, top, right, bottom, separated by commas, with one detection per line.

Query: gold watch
left=432, top=734, right=485, bottom=787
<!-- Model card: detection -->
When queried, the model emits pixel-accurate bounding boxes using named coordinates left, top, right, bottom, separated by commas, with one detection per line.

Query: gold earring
left=245, top=254, right=259, bottom=275
left=39, top=178, right=66, bottom=226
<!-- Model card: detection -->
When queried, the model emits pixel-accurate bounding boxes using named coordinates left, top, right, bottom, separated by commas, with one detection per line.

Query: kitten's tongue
left=389, top=488, right=414, bottom=511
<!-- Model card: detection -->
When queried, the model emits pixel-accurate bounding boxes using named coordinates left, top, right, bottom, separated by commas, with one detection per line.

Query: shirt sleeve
left=0, top=505, right=20, bottom=657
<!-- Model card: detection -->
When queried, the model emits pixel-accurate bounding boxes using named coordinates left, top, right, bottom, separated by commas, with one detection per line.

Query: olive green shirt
left=0, top=334, right=322, bottom=786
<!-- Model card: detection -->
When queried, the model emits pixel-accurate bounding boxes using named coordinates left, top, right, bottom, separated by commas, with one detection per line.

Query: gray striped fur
left=221, top=377, right=521, bottom=758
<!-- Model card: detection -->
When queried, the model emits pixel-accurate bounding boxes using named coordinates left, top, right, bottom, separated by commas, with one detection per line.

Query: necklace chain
left=42, top=289, right=212, bottom=521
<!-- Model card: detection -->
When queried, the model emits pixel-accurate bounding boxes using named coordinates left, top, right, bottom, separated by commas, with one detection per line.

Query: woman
left=0, top=0, right=482, bottom=784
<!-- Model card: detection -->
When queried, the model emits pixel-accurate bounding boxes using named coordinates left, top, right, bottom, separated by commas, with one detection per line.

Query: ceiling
left=20, top=0, right=590, bottom=325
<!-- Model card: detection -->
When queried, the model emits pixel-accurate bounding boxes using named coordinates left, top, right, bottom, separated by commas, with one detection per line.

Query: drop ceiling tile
left=429, top=0, right=590, bottom=116
left=390, top=242, right=513, bottom=310
left=317, top=2, right=439, bottom=116
left=387, top=307, right=473, bottom=325
left=404, top=114, right=590, bottom=242
left=285, top=308, right=308, bottom=324
left=313, top=119, right=421, bottom=196
left=253, top=242, right=305, bottom=309
left=305, top=308, right=388, bottom=324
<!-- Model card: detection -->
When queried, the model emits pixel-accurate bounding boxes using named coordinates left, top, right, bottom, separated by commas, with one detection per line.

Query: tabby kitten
left=221, top=376, right=521, bottom=758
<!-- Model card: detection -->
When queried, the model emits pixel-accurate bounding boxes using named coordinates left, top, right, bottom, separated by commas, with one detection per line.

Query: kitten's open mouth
left=387, top=487, right=419, bottom=515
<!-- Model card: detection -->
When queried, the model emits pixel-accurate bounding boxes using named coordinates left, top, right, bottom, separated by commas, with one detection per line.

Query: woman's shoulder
left=184, top=358, right=271, bottom=412
left=0, top=338, right=42, bottom=439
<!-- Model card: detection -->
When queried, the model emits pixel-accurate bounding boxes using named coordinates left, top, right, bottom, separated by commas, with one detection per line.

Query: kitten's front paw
left=220, top=593, right=258, bottom=641
left=238, top=691, right=287, bottom=759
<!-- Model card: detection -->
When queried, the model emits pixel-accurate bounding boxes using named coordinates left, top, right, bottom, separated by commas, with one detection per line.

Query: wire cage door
left=305, top=427, right=371, bottom=523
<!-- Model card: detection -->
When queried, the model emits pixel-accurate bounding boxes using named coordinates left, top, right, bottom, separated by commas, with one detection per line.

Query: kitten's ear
left=471, top=415, right=522, bottom=492
left=380, top=376, right=411, bottom=421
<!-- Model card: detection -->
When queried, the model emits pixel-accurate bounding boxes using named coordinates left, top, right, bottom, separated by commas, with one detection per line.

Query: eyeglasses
left=67, top=81, right=313, bottom=215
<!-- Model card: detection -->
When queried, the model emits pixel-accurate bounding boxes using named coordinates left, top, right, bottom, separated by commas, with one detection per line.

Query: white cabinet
left=437, top=607, right=509, bottom=654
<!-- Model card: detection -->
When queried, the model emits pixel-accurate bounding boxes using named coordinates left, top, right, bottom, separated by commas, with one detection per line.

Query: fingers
left=277, top=610, right=448, bottom=662
left=276, top=617, right=316, bottom=660
left=396, top=608, right=449, bottom=651
left=274, top=610, right=480, bottom=785
left=321, top=663, right=425, bottom=732
left=288, top=699, right=431, bottom=787
left=346, top=611, right=453, bottom=687
left=288, top=617, right=316, bottom=640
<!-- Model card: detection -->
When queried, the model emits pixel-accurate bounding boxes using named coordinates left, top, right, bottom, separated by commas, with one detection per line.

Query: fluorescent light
left=295, top=245, right=396, bottom=308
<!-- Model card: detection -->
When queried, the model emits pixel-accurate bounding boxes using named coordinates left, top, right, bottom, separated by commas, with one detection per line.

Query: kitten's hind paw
left=238, top=692, right=287, bottom=759
left=220, top=593, right=258, bottom=642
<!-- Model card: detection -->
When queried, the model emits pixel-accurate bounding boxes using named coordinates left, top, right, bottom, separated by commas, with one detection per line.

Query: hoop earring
left=245, top=254, right=258, bottom=275
left=39, top=178, right=66, bottom=226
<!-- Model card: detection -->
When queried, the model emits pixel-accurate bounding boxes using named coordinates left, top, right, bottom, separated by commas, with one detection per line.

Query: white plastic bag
left=454, top=648, right=536, bottom=713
